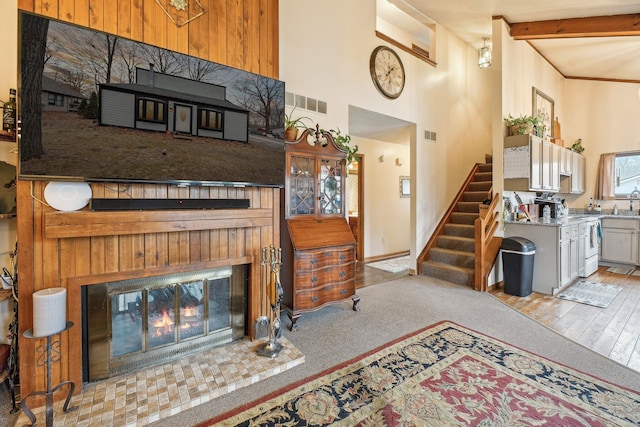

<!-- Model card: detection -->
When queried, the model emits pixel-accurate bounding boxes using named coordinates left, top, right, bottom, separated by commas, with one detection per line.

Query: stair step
left=478, top=163, right=492, bottom=173
left=468, top=181, right=492, bottom=192
left=457, top=201, right=480, bottom=213
left=474, top=171, right=492, bottom=182
left=437, top=235, right=475, bottom=252
left=450, top=212, right=479, bottom=225
left=443, top=223, right=475, bottom=238
left=463, top=191, right=488, bottom=202
left=421, top=260, right=474, bottom=287
left=430, top=247, right=475, bottom=268
left=485, top=154, right=492, bottom=164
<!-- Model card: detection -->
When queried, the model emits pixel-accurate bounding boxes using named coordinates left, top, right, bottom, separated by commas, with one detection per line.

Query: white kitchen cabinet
left=570, top=151, right=586, bottom=194
left=559, top=224, right=580, bottom=287
left=601, top=218, right=638, bottom=265
left=504, top=134, right=544, bottom=192
left=559, top=147, right=571, bottom=175
left=505, top=220, right=585, bottom=295
left=551, top=144, right=561, bottom=191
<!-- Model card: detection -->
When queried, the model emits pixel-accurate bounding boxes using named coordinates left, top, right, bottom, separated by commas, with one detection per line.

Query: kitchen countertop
left=505, top=212, right=640, bottom=227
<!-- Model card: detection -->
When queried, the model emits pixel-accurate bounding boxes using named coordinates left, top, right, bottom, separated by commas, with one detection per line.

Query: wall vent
left=285, top=91, right=327, bottom=114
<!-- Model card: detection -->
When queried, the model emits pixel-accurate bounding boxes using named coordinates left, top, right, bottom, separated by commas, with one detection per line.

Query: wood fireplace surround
left=16, top=180, right=280, bottom=402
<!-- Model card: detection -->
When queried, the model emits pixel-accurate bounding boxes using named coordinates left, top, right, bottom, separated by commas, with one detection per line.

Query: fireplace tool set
left=255, top=245, right=284, bottom=358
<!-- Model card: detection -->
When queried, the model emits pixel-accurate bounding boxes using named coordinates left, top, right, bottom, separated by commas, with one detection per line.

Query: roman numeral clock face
left=370, top=46, right=405, bottom=99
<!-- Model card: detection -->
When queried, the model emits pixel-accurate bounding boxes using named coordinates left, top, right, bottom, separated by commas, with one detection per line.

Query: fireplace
left=83, top=265, right=247, bottom=382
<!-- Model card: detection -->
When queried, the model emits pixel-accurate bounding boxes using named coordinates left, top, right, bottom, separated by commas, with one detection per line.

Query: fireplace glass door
left=85, top=265, right=246, bottom=382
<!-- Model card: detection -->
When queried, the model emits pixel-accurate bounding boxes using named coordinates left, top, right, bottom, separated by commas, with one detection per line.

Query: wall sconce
left=395, top=158, right=404, bottom=166
left=379, top=155, right=386, bottom=163
left=478, top=37, right=491, bottom=68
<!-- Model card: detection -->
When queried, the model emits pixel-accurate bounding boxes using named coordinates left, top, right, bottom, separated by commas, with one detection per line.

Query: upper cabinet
left=285, top=129, right=346, bottom=218
left=504, top=134, right=584, bottom=195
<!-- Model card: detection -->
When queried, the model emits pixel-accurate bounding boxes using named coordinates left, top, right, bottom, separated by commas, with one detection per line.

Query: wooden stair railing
left=416, top=163, right=481, bottom=275
left=474, top=192, right=503, bottom=292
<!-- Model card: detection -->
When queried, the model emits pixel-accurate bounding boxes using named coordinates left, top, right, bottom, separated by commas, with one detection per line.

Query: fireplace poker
left=256, top=245, right=284, bottom=358
left=253, top=247, right=270, bottom=339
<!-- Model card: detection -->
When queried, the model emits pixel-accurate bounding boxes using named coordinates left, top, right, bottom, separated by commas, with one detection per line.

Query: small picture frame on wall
left=532, top=87, right=554, bottom=137
left=400, top=176, right=410, bottom=198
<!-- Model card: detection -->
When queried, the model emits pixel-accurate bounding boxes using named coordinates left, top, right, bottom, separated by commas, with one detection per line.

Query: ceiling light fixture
left=478, top=37, right=492, bottom=68
left=156, top=0, right=206, bottom=27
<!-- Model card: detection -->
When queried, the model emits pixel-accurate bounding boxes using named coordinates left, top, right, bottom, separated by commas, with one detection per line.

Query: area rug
left=556, top=280, right=622, bottom=308
left=366, top=255, right=411, bottom=273
left=197, top=321, right=640, bottom=426
left=607, top=266, right=635, bottom=275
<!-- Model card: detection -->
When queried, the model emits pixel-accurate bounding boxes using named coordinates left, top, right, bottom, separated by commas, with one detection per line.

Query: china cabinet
left=280, top=127, right=359, bottom=331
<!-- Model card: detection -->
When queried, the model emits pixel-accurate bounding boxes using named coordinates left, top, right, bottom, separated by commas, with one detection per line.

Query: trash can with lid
left=501, top=237, right=536, bottom=297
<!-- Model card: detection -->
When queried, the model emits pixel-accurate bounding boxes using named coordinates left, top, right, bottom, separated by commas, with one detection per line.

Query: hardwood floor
left=356, top=262, right=640, bottom=373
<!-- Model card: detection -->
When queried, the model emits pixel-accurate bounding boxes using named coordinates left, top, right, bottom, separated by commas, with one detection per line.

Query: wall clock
left=370, top=46, right=405, bottom=99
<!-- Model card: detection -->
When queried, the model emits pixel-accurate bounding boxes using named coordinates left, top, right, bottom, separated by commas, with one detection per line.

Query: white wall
left=563, top=80, right=640, bottom=211
left=0, top=0, right=17, bottom=344
left=280, top=0, right=492, bottom=261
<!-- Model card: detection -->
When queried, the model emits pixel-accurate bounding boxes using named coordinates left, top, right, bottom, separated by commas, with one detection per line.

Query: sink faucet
left=631, top=186, right=640, bottom=213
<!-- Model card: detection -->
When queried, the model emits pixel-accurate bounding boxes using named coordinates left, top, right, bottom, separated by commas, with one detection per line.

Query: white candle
left=33, top=288, right=67, bottom=337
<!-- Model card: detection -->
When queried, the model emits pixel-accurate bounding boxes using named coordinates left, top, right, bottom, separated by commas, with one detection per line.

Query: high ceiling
left=403, top=0, right=640, bottom=82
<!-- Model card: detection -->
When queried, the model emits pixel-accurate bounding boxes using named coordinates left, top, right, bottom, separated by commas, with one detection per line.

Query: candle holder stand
left=21, top=321, right=77, bottom=427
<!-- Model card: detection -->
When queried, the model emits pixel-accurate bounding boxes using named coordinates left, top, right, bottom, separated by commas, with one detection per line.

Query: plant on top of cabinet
left=504, top=114, right=543, bottom=137
left=328, top=128, right=359, bottom=164
left=284, top=106, right=312, bottom=141
left=571, top=138, right=585, bottom=153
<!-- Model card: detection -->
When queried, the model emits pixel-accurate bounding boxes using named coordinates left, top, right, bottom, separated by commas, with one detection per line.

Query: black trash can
left=501, top=237, right=536, bottom=297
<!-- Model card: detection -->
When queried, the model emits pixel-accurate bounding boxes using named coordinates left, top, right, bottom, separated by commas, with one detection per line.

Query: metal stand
left=256, top=246, right=284, bottom=358
left=21, top=321, right=77, bottom=427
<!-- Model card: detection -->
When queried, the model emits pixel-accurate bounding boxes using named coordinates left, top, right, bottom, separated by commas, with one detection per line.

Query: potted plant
left=571, top=138, right=585, bottom=153
left=284, top=107, right=311, bottom=141
left=329, top=128, right=359, bottom=164
left=504, top=114, right=544, bottom=136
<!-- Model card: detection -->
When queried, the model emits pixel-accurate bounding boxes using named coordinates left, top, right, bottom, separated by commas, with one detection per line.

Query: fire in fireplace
left=83, top=265, right=247, bottom=382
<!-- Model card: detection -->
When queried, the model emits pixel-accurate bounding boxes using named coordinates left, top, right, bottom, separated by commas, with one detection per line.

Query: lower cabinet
left=559, top=224, right=580, bottom=288
left=505, top=222, right=581, bottom=295
left=600, top=218, right=638, bottom=265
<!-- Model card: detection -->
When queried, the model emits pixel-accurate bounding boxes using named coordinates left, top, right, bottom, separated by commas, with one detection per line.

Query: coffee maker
left=534, top=195, right=563, bottom=219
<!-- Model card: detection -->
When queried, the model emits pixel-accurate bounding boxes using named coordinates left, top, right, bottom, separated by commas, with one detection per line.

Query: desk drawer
left=293, top=282, right=354, bottom=310
left=294, top=247, right=354, bottom=270
left=294, top=263, right=354, bottom=290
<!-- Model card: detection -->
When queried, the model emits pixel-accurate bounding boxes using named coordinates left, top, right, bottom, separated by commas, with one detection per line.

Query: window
left=199, top=108, right=223, bottom=131
left=614, top=151, right=640, bottom=198
left=48, top=93, right=63, bottom=106
left=137, top=98, right=166, bottom=123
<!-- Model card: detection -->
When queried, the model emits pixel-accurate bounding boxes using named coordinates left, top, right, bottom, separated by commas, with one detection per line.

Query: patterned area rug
left=607, top=266, right=636, bottom=275
left=367, top=255, right=411, bottom=273
left=557, top=280, right=622, bottom=308
left=198, top=321, right=640, bottom=426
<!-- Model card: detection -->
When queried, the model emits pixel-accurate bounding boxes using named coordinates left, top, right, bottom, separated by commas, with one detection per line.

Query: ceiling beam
left=510, top=14, right=640, bottom=39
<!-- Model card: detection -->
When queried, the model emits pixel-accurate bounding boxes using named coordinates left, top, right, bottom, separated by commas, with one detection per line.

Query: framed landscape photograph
left=532, top=87, right=554, bottom=137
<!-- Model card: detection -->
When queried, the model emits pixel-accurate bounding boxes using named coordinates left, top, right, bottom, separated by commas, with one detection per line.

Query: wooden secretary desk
left=280, top=127, right=360, bottom=331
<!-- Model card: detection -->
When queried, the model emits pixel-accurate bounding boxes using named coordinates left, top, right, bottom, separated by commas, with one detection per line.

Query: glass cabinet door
left=320, top=158, right=343, bottom=215
left=289, top=155, right=316, bottom=216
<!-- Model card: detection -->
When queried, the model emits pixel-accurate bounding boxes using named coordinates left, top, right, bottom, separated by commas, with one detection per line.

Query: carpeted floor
left=146, top=275, right=640, bottom=427
left=201, top=321, right=640, bottom=426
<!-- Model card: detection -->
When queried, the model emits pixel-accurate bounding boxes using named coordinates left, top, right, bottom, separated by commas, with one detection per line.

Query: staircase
left=419, top=156, right=494, bottom=287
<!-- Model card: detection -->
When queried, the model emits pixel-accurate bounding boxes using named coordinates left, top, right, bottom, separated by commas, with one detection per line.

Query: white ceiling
left=403, top=0, right=640, bottom=82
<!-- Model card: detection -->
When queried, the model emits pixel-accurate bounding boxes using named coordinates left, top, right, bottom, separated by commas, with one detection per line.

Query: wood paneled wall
left=17, top=0, right=279, bottom=78
left=16, top=0, right=280, bottom=400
